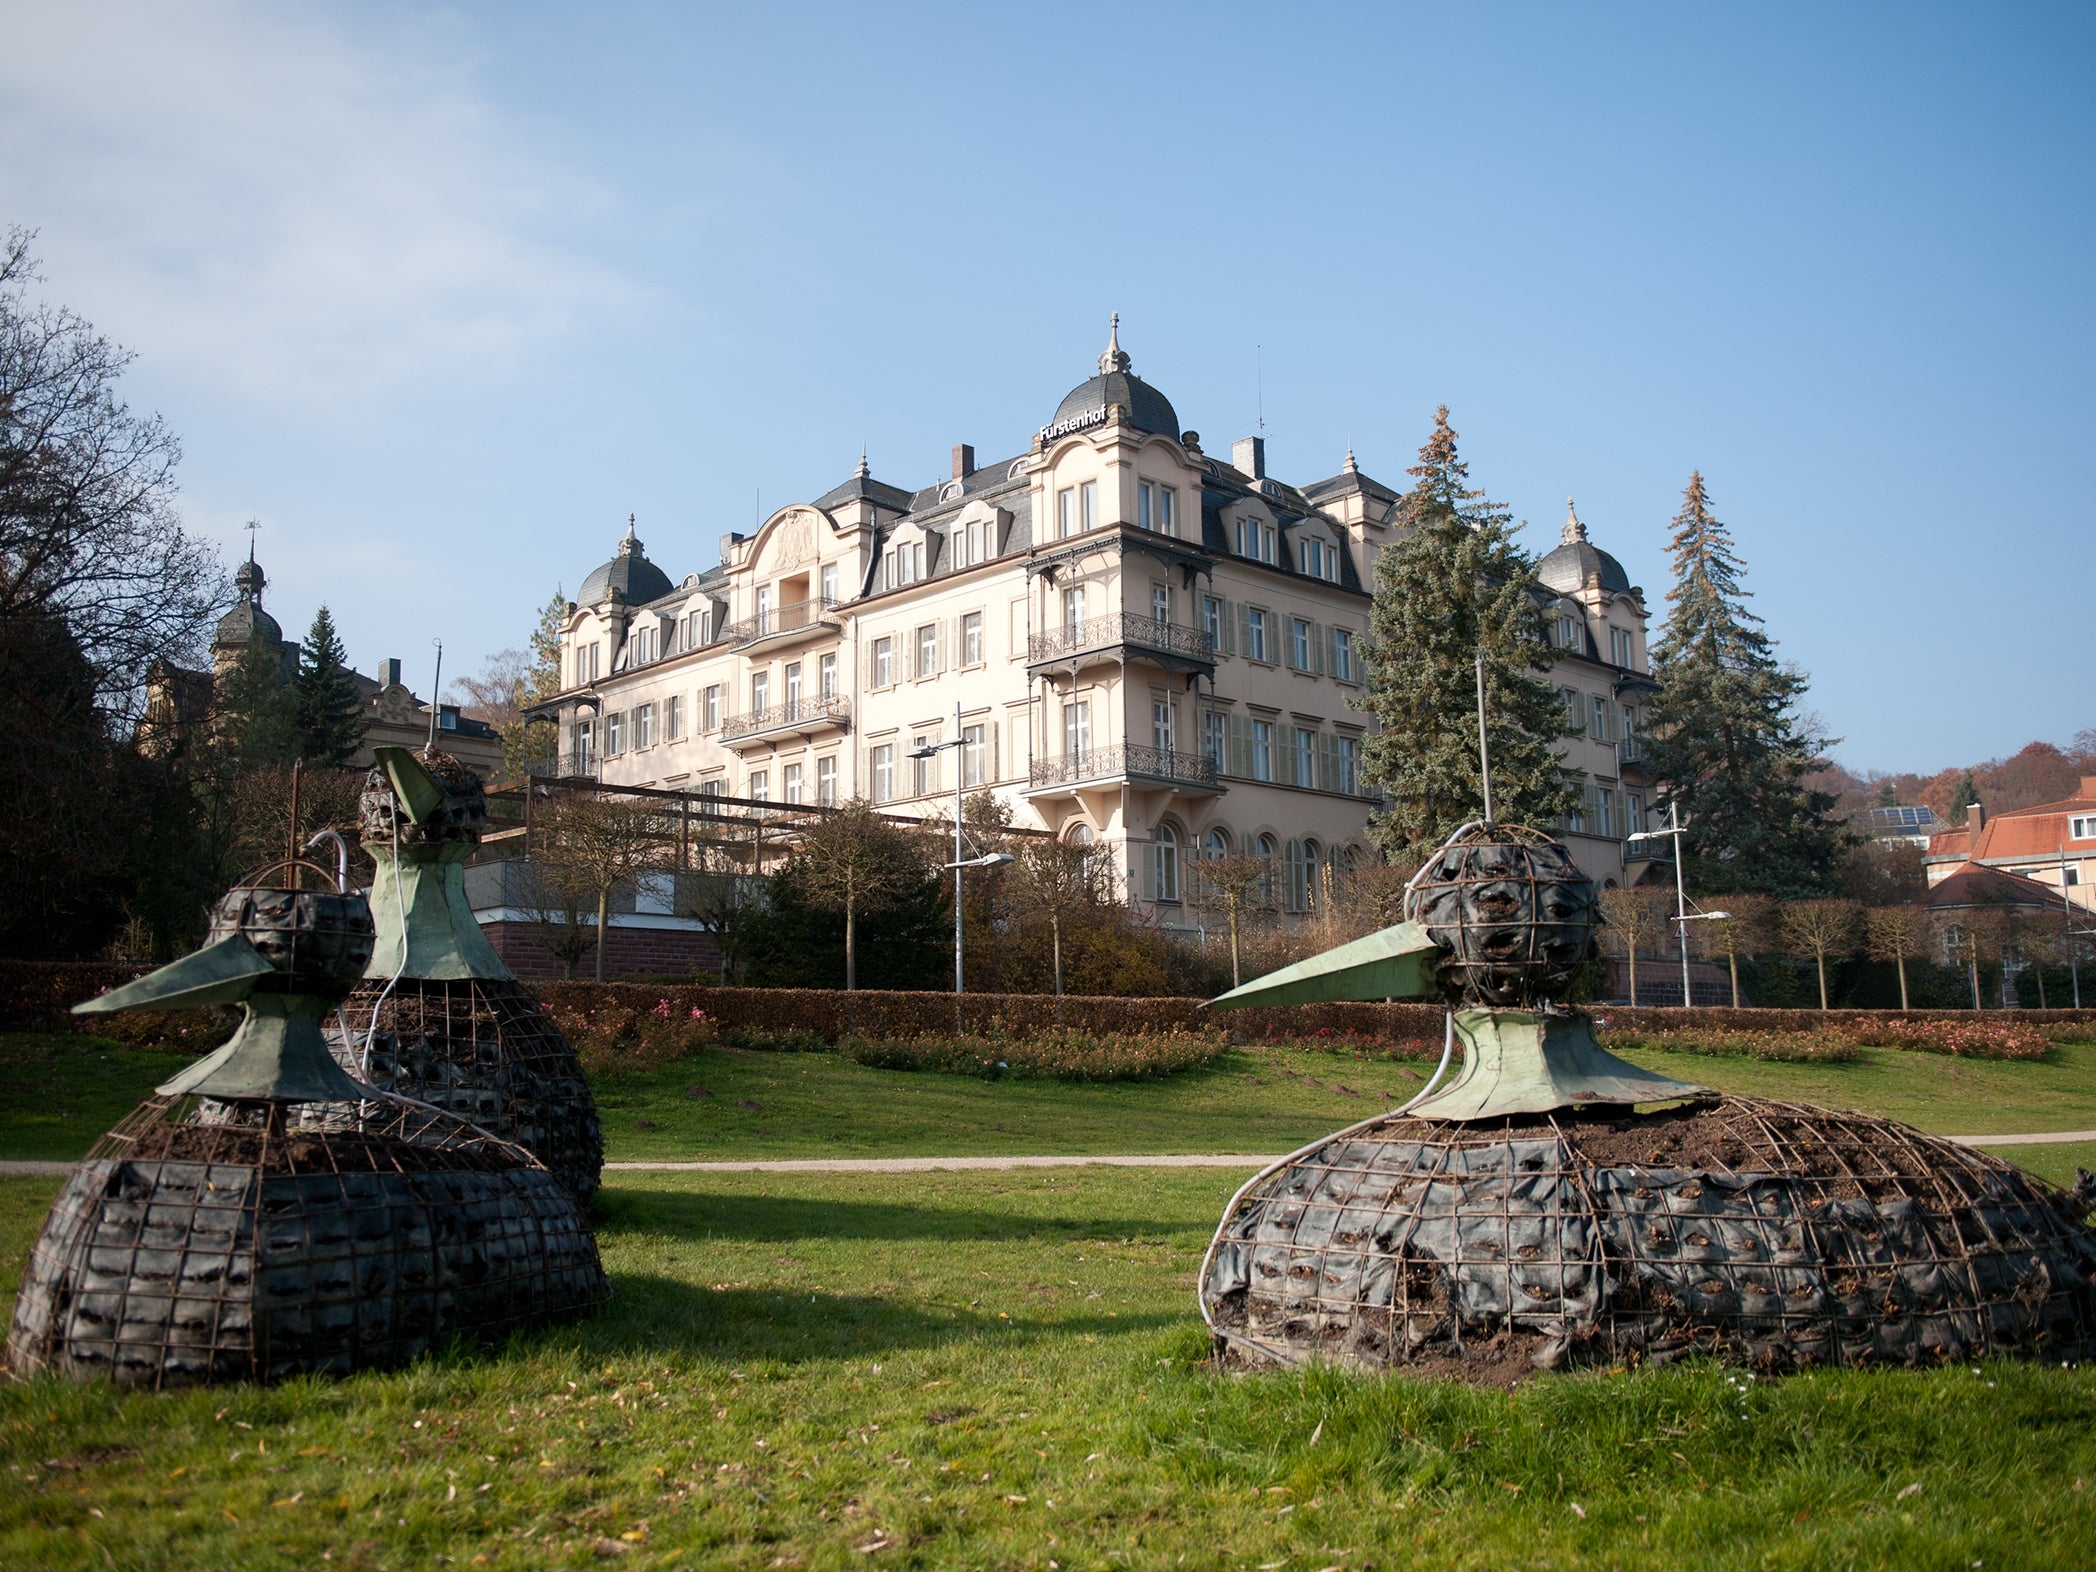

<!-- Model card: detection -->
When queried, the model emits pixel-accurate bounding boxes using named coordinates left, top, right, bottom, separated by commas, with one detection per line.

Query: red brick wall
left=482, top=921, right=723, bottom=981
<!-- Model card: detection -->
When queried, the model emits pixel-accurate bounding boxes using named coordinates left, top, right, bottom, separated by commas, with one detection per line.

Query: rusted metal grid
left=332, top=978, right=605, bottom=1209
left=6, top=1095, right=608, bottom=1391
left=1202, top=1097, right=2096, bottom=1374
left=1403, top=823, right=1601, bottom=1008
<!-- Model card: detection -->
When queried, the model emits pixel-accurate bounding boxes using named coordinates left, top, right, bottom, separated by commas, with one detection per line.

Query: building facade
left=541, top=326, right=1657, bottom=919
left=1923, top=779, right=2096, bottom=913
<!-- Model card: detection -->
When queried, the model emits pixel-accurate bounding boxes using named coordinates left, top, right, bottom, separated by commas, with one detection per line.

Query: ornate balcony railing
left=720, top=694, right=851, bottom=742
left=1029, top=745, right=1219, bottom=791
left=1617, top=735, right=1649, bottom=767
left=526, top=751, right=600, bottom=780
left=723, top=596, right=839, bottom=648
left=1028, top=613, right=1215, bottom=666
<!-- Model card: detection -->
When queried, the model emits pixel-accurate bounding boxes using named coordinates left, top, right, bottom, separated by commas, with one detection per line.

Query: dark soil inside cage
left=102, top=1118, right=520, bottom=1174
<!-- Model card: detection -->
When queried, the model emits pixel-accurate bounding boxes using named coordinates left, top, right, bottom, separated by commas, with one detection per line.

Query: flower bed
left=1596, top=1022, right=1861, bottom=1064
left=833, top=1027, right=1229, bottom=1082
left=1838, top=1016, right=2052, bottom=1060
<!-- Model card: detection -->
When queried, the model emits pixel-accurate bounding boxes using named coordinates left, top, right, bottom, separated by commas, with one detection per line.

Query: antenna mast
left=427, top=639, right=443, bottom=752
left=1475, top=652, right=1494, bottom=824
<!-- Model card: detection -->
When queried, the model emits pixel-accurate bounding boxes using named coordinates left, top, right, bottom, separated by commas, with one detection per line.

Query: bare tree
left=530, top=789, right=675, bottom=980
left=1598, top=886, right=1672, bottom=1007
left=448, top=647, right=535, bottom=777
left=1864, top=904, right=1935, bottom=1012
left=1, top=229, right=225, bottom=721
left=1781, top=898, right=1863, bottom=1011
left=1694, top=893, right=1777, bottom=1009
left=1188, top=853, right=1280, bottom=990
left=1007, top=835, right=1116, bottom=996
left=791, top=798, right=930, bottom=991
left=511, top=856, right=598, bottom=979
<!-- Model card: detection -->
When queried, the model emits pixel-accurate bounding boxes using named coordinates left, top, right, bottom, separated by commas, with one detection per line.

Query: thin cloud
left=0, top=0, right=641, bottom=408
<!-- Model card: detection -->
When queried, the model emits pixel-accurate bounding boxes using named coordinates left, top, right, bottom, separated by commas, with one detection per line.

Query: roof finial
left=619, top=513, right=643, bottom=557
left=1344, top=440, right=1358, bottom=475
left=1562, top=496, right=1588, bottom=545
left=856, top=442, right=870, bottom=479
left=1098, top=310, right=1130, bottom=375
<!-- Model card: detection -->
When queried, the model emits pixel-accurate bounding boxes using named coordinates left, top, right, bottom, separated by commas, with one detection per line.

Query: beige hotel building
left=539, top=323, right=1659, bottom=920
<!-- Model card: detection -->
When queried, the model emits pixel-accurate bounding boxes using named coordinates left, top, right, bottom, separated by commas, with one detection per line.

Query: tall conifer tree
left=1359, top=407, right=1575, bottom=860
left=292, top=605, right=364, bottom=766
left=1643, top=471, right=1844, bottom=897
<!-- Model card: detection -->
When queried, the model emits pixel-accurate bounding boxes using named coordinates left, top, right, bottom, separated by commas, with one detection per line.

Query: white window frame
left=666, top=693, right=683, bottom=740
left=1153, top=827, right=1180, bottom=903
left=703, top=685, right=721, bottom=731
left=962, top=723, right=987, bottom=787
left=1250, top=719, right=1273, bottom=782
left=634, top=701, right=654, bottom=749
left=817, top=755, right=837, bottom=806
left=873, top=636, right=893, bottom=688
left=962, top=611, right=983, bottom=666
left=606, top=710, right=625, bottom=754
left=783, top=763, right=802, bottom=804
left=1057, top=487, right=1075, bottom=538
left=1080, top=479, right=1098, bottom=531
left=871, top=744, right=894, bottom=804
left=2070, top=815, right=2096, bottom=841
left=916, top=623, right=937, bottom=679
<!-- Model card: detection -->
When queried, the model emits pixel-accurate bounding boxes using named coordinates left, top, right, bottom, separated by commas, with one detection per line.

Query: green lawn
left=7, top=1032, right=2094, bottom=1168
left=2, top=1167, right=2092, bottom=1569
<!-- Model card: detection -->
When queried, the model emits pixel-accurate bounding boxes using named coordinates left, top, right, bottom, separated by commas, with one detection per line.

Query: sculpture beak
left=373, top=744, right=447, bottom=824
left=72, top=935, right=276, bottom=1015
left=1205, top=920, right=1444, bottom=1008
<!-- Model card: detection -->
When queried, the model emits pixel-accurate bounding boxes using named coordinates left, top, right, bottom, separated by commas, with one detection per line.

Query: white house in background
left=535, top=324, right=1660, bottom=925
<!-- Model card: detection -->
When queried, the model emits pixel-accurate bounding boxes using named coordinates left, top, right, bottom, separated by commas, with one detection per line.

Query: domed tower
left=1040, top=313, right=1182, bottom=442
left=212, top=548, right=293, bottom=680
left=578, top=516, right=674, bottom=609
left=1536, top=498, right=1634, bottom=598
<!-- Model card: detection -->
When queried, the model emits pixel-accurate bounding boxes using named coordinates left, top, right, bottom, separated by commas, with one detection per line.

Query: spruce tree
left=1642, top=471, right=1845, bottom=898
left=292, top=605, right=365, bottom=766
left=1359, top=407, right=1576, bottom=860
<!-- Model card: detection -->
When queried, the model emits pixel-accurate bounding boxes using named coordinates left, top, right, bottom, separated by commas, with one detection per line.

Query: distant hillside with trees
left=1810, top=733, right=2096, bottom=822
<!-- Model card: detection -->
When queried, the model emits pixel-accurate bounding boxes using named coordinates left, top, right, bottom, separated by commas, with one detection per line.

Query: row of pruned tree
left=1596, top=888, right=2087, bottom=1011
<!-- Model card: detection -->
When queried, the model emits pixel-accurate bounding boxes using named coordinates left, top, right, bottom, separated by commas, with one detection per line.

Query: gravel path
left=2, top=1132, right=2091, bottom=1179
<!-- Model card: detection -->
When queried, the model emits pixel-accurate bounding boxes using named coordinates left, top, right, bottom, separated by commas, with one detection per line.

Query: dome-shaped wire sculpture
left=1402, top=822, right=1601, bottom=1008
left=1201, top=1098, right=2096, bottom=1375
left=333, top=747, right=603, bottom=1208
left=7, top=858, right=608, bottom=1390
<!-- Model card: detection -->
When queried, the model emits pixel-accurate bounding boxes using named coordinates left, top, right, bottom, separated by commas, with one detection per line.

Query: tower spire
left=1562, top=496, right=1589, bottom=545
left=1098, top=310, right=1129, bottom=375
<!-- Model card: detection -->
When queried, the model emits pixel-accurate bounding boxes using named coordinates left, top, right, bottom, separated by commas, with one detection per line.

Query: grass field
left=3, top=1165, right=2094, bottom=1570
left=2, top=1030, right=2095, bottom=1567
left=6, top=1033, right=2095, bottom=1167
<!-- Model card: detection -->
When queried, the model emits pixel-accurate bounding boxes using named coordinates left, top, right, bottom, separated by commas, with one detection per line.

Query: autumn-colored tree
left=1007, top=834, right=1117, bottom=996
left=1598, top=886, right=1673, bottom=1006
left=1863, top=904, right=1936, bottom=1012
left=529, top=789, right=674, bottom=980
left=1693, top=893, right=1777, bottom=1009
left=1780, top=898, right=1863, bottom=1011
left=791, top=798, right=936, bottom=991
left=1188, top=853, right=1280, bottom=990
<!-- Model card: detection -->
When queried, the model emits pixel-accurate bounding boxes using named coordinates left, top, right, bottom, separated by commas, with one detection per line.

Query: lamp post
left=910, top=701, right=1014, bottom=1026
left=2060, top=845, right=2084, bottom=1010
left=1625, top=801, right=1729, bottom=1008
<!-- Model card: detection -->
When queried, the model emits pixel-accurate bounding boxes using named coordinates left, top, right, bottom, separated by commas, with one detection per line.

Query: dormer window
left=884, top=539, right=924, bottom=589
left=2071, top=815, right=2096, bottom=841
left=1300, top=536, right=1340, bottom=583
left=1609, top=626, right=1635, bottom=666
left=1553, top=613, right=1581, bottom=650
left=1234, top=516, right=1277, bottom=565
left=1137, top=482, right=1177, bottom=537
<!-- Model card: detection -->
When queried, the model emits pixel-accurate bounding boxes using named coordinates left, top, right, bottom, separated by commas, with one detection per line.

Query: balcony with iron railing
left=1617, top=735, right=1649, bottom=768
left=1027, top=744, right=1221, bottom=795
left=720, top=693, right=852, bottom=747
left=525, top=751, right=601, bottom=780
left=1027, top=613, right=1215, bottom=673
left=723, top=596, right=841, bottom=653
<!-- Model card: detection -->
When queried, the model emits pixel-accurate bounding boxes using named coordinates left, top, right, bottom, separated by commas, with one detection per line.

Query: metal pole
left=1474, top=653, right=1494, bottom=824
left=1671, top=801, right=1692, bottom=1008
left=953, top=701, right=965, bottom=1030
left=2059, top=844, right=2081, bottom=1010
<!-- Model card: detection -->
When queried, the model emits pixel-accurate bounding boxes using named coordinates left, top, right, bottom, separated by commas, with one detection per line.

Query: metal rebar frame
left=1201, top=1096, right=2096, bottom=1375
left=6, top=1094, right=607, bottom=1390
left=331, top=977, right=605, bottom=1209
left=1403, top=823, right=1602, bottom=1006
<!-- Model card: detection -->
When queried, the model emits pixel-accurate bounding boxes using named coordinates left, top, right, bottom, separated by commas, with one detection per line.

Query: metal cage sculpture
left=1198, top=820, right=2096, bottom=1376
left=6, top=864, right=608, bottom=1390
left=330, top=747, right=604, bottom=1208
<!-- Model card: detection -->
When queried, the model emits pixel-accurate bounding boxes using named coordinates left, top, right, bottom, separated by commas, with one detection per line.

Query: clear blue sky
left=5, top=1, right=2090, bottom=773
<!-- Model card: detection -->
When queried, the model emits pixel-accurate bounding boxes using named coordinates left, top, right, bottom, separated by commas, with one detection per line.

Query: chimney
left=379, top=657, right=402, bottom=688
left=952, top=443, right=975, bottom=480
left=1232, top=434, right=1266, bottom=479
left=1967, top=799, right=1985, bottom=839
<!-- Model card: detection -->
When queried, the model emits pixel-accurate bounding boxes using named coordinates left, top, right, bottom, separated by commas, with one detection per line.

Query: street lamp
left=1624, top=801, right=1727, bottom=1008
left=910, top=702, right=1012, bottom=1020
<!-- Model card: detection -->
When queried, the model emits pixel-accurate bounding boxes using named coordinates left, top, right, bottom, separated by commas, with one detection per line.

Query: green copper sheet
left=71, top=935, right=275, bottom=1014
left=1205, top=920, right=1441, bottom=1008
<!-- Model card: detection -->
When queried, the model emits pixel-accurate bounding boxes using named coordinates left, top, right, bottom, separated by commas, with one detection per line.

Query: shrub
left=1597, top=1022, right=1860, bottom=1064
left=542, top=995, right=718, bottom=1074
left=832, top=1027, right=1228, bottom=1082
left=1838, top=1016, right=2052, bottom=1060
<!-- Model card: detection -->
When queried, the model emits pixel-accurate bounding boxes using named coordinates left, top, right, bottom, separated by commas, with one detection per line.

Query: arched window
left=1152, top=826, right=1180, bottom=903
left=1256, top=833, right=1281, bottom=909
left=1066, top=822, right=1095, bottom=845
left=1204, top=827, right=1231, bottom=860
left=1283, top=839, right=1305, bottom=912
left=1301, top=838, right=1322, bottom=911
